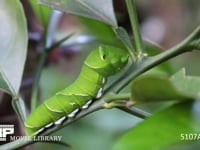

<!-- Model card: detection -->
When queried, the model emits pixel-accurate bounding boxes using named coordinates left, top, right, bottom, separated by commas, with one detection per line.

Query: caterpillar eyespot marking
left=24, top=45, right=129, bottom=136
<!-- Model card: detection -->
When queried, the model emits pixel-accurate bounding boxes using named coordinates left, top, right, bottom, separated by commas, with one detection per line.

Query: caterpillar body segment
left=24, top=45, right=129, bottom=136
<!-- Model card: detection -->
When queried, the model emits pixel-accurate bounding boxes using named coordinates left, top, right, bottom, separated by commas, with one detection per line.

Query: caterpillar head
left=85, top=45, right=129, bottom=76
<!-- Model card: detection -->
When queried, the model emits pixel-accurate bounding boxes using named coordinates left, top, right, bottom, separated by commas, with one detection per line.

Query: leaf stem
left=102, top=93, right=150, bottom=119
left=126, top=0, right=144, bottom=53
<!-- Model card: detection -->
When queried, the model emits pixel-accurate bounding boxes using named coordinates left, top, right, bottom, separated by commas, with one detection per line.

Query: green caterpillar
left=24, top=45, right=129, bottom=136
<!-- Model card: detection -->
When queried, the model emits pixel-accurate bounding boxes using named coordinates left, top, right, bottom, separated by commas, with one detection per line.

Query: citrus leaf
left=0, top=0, right=28, bottom=95
left=131, top=75, right=190, bottom=103
left=170, top=68, right=200, bottom=98
left=39, top=0, right=117, bottom=26
left=0, top=73, right=10, bottom=93
left=111, top=101, right=200, bottom=150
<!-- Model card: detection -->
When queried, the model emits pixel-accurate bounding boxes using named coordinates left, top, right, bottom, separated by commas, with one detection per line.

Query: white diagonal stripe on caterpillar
left=45, top=122, right=54, bottom=128
left=82, top=100, right=93, bottom=109
left=34, top=128, right=45, bottom=135
left=68, top=109, right=79, bottom=118
left=102, top=77, right=106, bottom=84
left=44, top=103, right=64, bottom=113
left=57, top=93, right=89, bottom=97
left=96, top=88, right=103, bottom=98
left=24, top=122, right=35, bottom=128
left=54, top=116, right=66, bottom=125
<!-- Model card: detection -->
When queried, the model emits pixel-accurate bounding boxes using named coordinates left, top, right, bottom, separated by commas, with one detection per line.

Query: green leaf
left=131, top=75, right=189, bottom=103
left=39, top=0, right=117, bottom=26
left=0, top=0, right=28, bottom=95
left=170, top=68, right=200, bottom=98
left=0, top=73, right=10, bottom=93
left=111, top=101, right=200, bottom=150
left=79, top=17, right=118, bottom=43
left=30, top=0, right=51, bottom=28
left=131, top=68, right=200, bottom=103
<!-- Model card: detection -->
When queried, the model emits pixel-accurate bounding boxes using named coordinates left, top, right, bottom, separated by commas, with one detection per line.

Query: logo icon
left=0, top=125, right=14, bottom=141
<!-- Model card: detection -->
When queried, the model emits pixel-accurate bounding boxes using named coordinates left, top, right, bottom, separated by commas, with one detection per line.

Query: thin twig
left=30, top=51, right=47, bottom=112
left=117, top=106, right=151, bottom=119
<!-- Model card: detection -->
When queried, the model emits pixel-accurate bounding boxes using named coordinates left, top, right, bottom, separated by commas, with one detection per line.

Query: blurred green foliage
left=34, top=0, right=200, bottom=150
left=1, top=0, right=200, bottom=150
